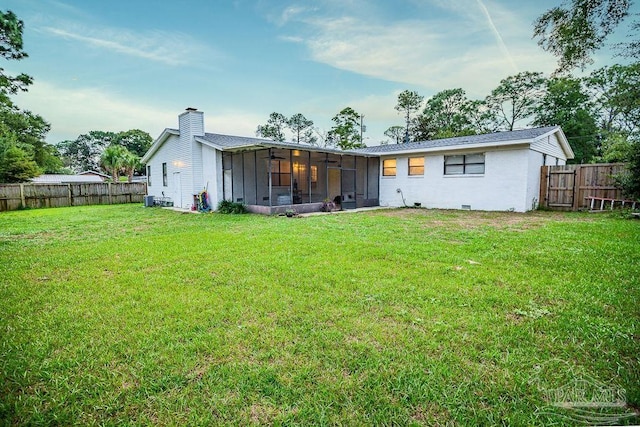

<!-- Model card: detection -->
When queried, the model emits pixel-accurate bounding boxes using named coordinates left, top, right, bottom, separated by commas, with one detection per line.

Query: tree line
left=385, top=64, right=639, bottom=165
left=254, top=64, right=639, bottom=165
left=255, top=108, right=367, bottom=151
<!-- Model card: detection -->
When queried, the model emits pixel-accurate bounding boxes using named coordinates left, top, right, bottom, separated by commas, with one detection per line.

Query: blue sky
left=4, top=0, right=636, bottom=146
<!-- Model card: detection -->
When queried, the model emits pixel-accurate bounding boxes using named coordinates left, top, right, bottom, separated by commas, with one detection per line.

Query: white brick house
left=359, top=127, right=574, bottom=212
left=142, top=109, right=573, bottom=213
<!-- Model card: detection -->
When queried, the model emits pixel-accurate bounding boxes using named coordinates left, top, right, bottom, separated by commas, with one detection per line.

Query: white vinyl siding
left=145, top=134, right=191, bottom=208
left=530, top=133, right=567, bottom=161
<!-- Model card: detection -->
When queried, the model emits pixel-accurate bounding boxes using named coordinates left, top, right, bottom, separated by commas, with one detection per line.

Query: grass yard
left=1, top=205, right=639, bottom=425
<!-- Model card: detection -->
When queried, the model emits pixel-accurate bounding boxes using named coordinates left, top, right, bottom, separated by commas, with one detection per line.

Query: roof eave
left=373, top=139, right=533, bottom=156
left=141, top=129, right=180, bottom=163
left=534, top=127, right=575, bottom=159
left=195, top=136, right=228, bottom=151
left=197, top=138, right=378, bottom=157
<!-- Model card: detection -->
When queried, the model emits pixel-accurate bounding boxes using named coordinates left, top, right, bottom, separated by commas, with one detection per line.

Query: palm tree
left=121, top=151, right=140, bottom=183
left=100, top=145, right=126, bottom=182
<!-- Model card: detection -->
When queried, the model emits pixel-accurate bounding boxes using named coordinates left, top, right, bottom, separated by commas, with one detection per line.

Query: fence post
left=539, top=166, right=548, bottom=208
left=20, top=183, right=25, bottom=208
left=108, top=182, right=112, bottom=205
left=67, top=184, right=72, bottom=206
left=572, top=165, right=582, bottom=210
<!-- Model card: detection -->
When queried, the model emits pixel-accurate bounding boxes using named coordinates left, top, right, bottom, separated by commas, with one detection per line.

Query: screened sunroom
left=221, top=146, right=379, bottom=214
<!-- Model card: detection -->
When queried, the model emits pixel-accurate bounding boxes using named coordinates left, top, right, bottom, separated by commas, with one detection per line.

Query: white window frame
left=444, top=153, right=485, bottom=175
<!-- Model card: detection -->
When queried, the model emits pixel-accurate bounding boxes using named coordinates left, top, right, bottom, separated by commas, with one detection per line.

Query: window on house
left=162, top=163, right=168, bottom=186
left=444, top=153, right=485, bottom=175
left=147, top=165, right=151, bottom=185
left=408, top=157, right=425, bottom=176
left=382, top=159, right=396, bottom=176
left=270, top=160, right=291, bottom=186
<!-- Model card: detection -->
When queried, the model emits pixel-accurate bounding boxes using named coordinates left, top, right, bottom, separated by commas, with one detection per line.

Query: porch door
left=341, top=169, right=357, bottom=209
left=328, top=168, right=341, bottom=204
left=172, top=172, right=182, bottom=208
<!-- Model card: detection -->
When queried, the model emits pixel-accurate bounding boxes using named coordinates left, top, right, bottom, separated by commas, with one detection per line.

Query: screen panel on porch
left=292, top=150, right=310, bottom=204
left=270, top=148, right=292, bottom=205
left=327, top=153, right=341, bottom=204
left=356, top=156, right=366, bottom=207
left=232, top=153, right=244, bottom=203
left=255, top=149, right=270, bottom=205
left=242, top=151, right=257, bottom=205
left=367, top=157, right=380, bottom=206
left=222, top=153, right=233, bottom=201
left=310, top=151, right=327, bottom=203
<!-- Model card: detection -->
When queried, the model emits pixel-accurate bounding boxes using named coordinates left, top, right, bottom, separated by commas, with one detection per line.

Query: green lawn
left=1, top=205, right=639, bottom=425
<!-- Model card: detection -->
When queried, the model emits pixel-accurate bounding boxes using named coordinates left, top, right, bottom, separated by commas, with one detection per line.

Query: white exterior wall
left=178, top=110, right=204, bottom=208
left=526, top=151, right=545, bottom=211
left=146, top=134, right=194, bottom=208
left=525, top=149, right=567, bottom=211
left=530, top=133, right=568, bottom=161
left=202, top=145, right=223, bottom=207
left=192, top=142, right=204, bottom=193
left=379, top=148, right=533, bottom=212
left=144, top=111, right=226, bottom=210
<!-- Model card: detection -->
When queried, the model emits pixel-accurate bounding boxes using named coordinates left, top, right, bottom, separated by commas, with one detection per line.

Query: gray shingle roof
left=352, top=126, right=560, bottom=154
left=31, top=174, right=104, bottom=184
left=199, top=132, right=282, bottom=148
left=173, top=126, right=561, bottom=157
left=197, top=132, right=352, bottom=155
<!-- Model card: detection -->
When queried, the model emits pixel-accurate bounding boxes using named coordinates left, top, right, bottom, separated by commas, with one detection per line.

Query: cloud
left=206, top=112, right=268, bottom=138
left=276, top=1, right=557, bottom=97
left=279, top=5, right=316, bottom=25
left=14, top=81, right=262, bottom=143
left=14, top=81, right=176, bottom=142
left=475, top=0, right=518, bottom=73
left=41, top=24, right=219, bottom=66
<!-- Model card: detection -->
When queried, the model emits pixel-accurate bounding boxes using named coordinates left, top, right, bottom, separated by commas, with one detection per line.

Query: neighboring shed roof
left=353, top=127, right=562, bottom=154
left=31, top=174, right=104, bottom=184
left=78, top=170, right=111, bottom=179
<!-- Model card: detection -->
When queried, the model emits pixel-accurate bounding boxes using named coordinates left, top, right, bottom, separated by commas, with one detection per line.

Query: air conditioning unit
left=144, top=195, right=154, bottom=207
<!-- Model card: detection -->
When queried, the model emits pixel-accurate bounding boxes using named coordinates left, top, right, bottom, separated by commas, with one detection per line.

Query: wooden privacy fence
left=540, top=163, right=629, bottom=210
left=0, top=182, right=147, bottom=212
